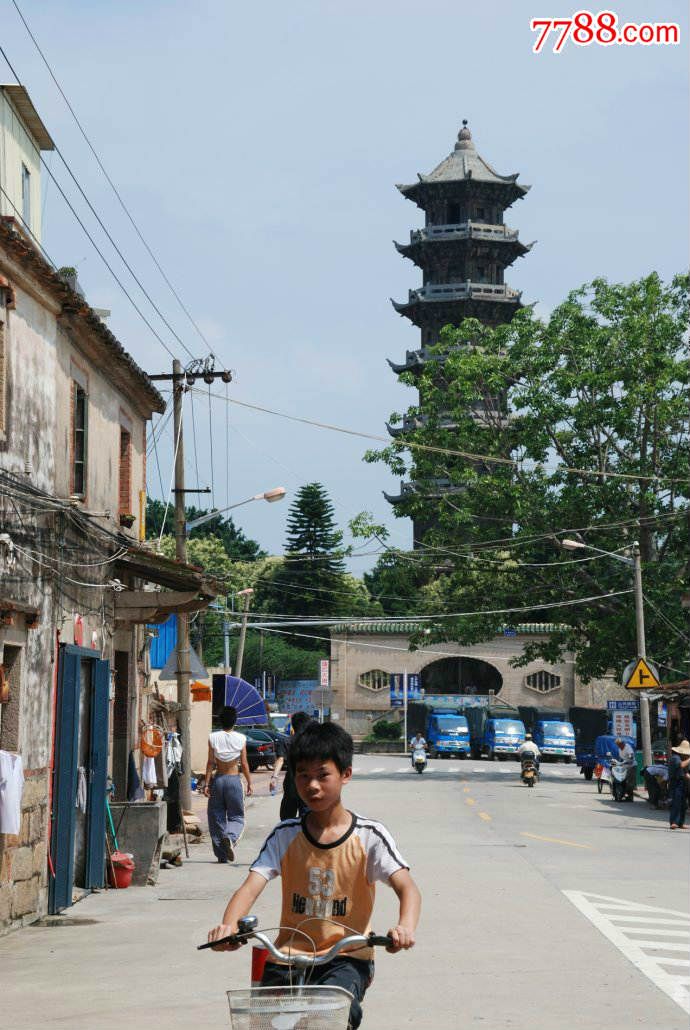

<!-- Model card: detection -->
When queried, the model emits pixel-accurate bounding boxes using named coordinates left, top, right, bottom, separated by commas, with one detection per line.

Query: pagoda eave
left=396, top=238, right=531, bottom=269
left=397, top=180, right=529, bottom=211
left=391, top=294, right=523, bottom=328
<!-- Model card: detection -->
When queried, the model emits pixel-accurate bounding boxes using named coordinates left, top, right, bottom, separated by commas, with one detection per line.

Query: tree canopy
left=364, top=273, right=689, bottom=681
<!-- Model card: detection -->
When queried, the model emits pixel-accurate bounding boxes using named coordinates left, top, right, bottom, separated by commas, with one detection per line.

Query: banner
left=390, top=674, right=422, bottom=708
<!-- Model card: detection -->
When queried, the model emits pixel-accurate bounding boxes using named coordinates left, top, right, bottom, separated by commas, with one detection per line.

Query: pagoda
left=384, top=121, right=533, bottom=532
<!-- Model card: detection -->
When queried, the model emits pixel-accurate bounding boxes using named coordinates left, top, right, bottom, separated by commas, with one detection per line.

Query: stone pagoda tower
left=384, top=121, right=533, bottom=535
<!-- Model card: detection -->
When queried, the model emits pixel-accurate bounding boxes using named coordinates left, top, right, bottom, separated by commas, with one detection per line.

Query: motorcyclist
left=615, top=737, right=636, bottom=801
left=518, top=733, right=541, bottom=767
left=410, top=731, right=427, bottom=767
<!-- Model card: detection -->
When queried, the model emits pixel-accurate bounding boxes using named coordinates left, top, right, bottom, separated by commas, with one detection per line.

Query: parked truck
left=518, top=706, right=575, bottom=762
left=569, top=706, right=609, bottom=780
left=407, top=703, right=471, bottom=758
left=463, top=704, right=526, bottom=760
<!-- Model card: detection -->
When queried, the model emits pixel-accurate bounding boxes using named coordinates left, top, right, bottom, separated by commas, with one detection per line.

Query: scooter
left=412, top=744, right=427, bottom=774
left=610, top=757, right=635, bottom=802
left=199, top=916, right=393, bottom=1029
left=520, top=753, right=539, bottom=787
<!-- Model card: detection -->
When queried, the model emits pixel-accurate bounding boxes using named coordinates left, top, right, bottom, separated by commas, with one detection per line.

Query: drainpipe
left=46, top=628, right=61, bottom=878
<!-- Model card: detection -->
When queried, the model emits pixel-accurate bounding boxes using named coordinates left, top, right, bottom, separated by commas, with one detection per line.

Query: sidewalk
left=1, top=769, right=282, bottom=1030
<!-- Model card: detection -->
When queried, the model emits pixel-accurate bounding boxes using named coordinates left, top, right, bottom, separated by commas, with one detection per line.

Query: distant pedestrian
left=205, top=707, right=253, bottom=862
left=668, top=739, right=690, bottom=830
left=269, top=711, right=313, bottom=820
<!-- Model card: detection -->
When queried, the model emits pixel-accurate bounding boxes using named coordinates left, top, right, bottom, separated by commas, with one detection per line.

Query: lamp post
left=234, top=589, right=254, bottom=680
left=186, top=487, right=286, bottom=532
left=561, top=537, right=652, bottom=766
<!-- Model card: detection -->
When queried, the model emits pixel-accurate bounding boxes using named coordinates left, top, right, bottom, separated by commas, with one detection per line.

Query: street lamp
left=185, top=487, right=286, bottom=532
left=561, top=537, right=652, bottom=766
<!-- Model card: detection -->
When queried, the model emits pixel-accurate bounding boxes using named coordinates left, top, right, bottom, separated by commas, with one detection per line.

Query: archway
left=421, top=656, right=503, bottom=696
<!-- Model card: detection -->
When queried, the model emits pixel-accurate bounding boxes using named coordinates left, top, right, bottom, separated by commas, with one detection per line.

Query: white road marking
left=564, top=891, right=690, bottom=1015
left=369, top=767, right=385, bottom=774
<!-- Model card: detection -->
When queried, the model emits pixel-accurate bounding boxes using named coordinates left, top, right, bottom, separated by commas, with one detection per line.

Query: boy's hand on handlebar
left=386, top=924, right=415, bottom=952
left=207, top=923, right=241, bottom=951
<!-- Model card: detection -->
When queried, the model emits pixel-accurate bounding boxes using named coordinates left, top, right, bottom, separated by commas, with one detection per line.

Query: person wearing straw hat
left=668, top=739, right=690, bottom=830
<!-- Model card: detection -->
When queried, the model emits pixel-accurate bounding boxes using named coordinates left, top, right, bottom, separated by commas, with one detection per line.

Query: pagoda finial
left=455, top=119, right=474, bottom=151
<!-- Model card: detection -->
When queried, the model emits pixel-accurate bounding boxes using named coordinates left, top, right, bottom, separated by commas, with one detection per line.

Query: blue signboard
left=390, top=674, right=422, bottom=708
left=607, top=700, right=639, bottom=712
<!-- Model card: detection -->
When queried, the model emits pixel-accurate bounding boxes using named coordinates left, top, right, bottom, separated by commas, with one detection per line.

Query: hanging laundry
left=0, top=750, right=24, bottom=835
left=165, top=732, right=183, bottom=776
left=76, top=766, right=88, bottom=813
left=142, top=756, right=157, bottom=788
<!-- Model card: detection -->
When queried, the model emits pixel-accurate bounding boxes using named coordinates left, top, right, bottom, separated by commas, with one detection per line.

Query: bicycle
left=199, top=915, right=393, bottom=1029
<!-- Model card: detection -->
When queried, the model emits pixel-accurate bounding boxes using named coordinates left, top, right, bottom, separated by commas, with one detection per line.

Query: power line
left=0, top=44, right=190, bottom=363
left=199, top=388, right=690, bottom=487
left=10, top=0, right=217, bottom=357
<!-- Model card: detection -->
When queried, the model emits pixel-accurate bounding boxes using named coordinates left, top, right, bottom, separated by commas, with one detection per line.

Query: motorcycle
left=412, top=745, right=427, bottom=774
left=610, top=757, right=635, bottom=802
left=520, top=753, right=539, bottom=787
left=199, top=916, right=394, bottom=1030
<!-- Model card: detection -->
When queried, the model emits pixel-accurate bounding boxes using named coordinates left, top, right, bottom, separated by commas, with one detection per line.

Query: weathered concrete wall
left=54, top=323, right=147, bottom=541
left=0, top=90, right=43, bottom=242
left=330, top=632, right=575, bottom=737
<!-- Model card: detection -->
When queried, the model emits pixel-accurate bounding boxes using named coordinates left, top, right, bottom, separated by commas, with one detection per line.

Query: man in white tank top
left=205, top=706, right=252, bottom=862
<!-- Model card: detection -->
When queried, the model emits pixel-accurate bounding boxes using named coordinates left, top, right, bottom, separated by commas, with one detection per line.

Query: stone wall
left=0, top=770, right=48, bottom=934
left=330, top=631, right=575, bottom=737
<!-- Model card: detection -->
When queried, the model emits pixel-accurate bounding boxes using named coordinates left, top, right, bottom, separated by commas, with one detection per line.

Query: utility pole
left=148, top=358, right=234, bottom=814
left=172, top=358, right=192, bottom=814
left=234, top=588, right=254, bottom=680
left=632, top=541, right=653, bottom=768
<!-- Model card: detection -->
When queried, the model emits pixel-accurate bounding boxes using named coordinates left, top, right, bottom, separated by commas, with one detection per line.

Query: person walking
left=668, top=739, right=690, bottom=830
left=204, top=707, right=253, bottom=862
left=268, top=711, right=312, bottom=820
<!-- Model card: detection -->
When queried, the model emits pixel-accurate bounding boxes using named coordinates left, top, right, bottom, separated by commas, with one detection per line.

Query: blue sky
left=3, top=1, right=688, bottom=566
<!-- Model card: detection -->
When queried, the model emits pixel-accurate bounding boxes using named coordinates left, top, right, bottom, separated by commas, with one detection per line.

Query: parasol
left=212, top=674, right=267, bottom=725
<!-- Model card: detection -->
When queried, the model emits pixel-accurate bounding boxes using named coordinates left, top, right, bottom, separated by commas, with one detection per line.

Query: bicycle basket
left=226, top=986, right=352, bottom=1030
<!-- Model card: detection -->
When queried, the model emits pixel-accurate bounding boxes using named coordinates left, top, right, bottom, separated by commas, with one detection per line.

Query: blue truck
left=568, top=707, right=639, bottom=780
left=464, top=705, right=526, bottom=760
left=519, top=706, right=575, bottom=762
left=407, top=704, right=471, bottom=758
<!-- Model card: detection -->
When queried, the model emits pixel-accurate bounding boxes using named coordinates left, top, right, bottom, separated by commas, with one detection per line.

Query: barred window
left=358, top=670, right=389, bottom=693
left=525, top=670, right=561, bottom=693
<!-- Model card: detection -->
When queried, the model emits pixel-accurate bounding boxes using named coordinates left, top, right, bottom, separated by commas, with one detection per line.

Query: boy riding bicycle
left=207, top=722, right=421, bottom=1028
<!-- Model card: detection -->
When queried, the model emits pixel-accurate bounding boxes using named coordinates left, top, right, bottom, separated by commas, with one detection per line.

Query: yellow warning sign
left=624, top=657, right=661, bottom=690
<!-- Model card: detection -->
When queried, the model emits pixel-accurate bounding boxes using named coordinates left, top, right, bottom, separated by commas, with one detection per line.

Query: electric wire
left=0, top=45, right=191, bottom=364
left=644, top=594, right=690, bottom=646
left=199, top=389, right=690, bottom=487
left=10, top=0, right=217, bottom=358
left=158, top=398, right=184, bottom=543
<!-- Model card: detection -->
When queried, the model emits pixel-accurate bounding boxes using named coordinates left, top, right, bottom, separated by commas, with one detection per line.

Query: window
left=358, top=670, right=389, bottom=693
left=447, top=201, right=461, bottom=224
left=72, top=383, right=88, bottom=497
left=447, top=263, right=463, bottom=282
left=525, top=670, right=561, bottom=694
left=21, top=164, right=31, bottom=228
left=118, top=428, right=132, bottom=515
left=475, top=206, right=485, bottom=221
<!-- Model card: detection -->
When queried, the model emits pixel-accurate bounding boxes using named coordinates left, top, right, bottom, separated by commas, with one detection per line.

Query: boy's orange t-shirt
left=250, top=812, right=409, bottom=961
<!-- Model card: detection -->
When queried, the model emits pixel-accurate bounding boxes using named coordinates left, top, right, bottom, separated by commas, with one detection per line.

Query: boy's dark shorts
left=262, top=956, right=374, bottom=1028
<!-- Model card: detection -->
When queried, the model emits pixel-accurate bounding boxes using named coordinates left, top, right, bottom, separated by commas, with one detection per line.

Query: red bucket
left=108, top=851, right=135, bottom=889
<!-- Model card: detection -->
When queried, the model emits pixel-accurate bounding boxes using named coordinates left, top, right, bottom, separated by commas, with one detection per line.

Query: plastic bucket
left=108, top=851, right=135, bottom=889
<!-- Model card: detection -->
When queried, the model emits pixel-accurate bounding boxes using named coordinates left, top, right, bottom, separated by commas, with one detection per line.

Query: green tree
left=367, top=273, right=689, bottom=680
left=256, top=483, right=347, bottom=621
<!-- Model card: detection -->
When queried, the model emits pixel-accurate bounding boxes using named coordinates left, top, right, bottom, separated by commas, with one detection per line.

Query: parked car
left=244, top=730, right=276, bottom=772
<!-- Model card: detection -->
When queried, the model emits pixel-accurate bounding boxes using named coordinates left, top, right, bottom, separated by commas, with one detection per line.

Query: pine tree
left=257, top=483, right=347, bottom=621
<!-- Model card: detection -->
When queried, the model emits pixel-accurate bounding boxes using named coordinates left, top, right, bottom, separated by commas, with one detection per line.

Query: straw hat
left=671, top=739, right=690, bottom=757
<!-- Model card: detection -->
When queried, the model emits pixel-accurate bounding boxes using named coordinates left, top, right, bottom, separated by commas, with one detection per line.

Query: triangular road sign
left=624, top=657, right=661, bottom=690
left=159, top=644, right=208, bottom=682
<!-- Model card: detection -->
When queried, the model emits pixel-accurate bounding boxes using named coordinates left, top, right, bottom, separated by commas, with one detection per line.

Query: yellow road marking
left=520, top=832, right=592, bottom=850
left=465, top=797, right=476, bottom=806
left=462, top=786, right=471, bottom=794
left=478, top=811, right=492, bottom=822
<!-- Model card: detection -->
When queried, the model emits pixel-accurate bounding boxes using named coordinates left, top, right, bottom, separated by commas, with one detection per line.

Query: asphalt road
left=1, top=757, right=687, bottom=1030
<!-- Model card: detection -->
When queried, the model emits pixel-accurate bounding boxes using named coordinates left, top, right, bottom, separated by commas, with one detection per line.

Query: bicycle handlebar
left=198, top=927, right=394, bottom=963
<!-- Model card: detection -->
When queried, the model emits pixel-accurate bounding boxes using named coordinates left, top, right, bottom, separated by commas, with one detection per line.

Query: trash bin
left=108, top=851, right=135, bottom=889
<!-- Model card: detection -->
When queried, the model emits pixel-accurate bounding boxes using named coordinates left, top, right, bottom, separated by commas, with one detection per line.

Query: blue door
left=85, top=659, right=110, bottom=889
left=49, top=646, right=110, bottom=913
